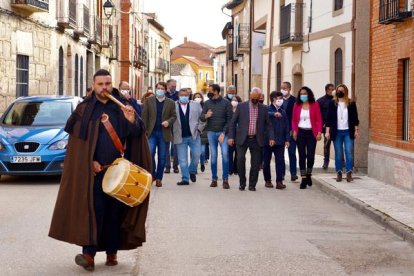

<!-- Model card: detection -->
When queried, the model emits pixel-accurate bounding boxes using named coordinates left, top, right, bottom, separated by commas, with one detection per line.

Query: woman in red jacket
left=292, top=86, right=322, bottom=189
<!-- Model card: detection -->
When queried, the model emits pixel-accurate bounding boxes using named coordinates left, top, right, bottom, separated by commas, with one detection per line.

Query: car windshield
left=2, top=101, right=72, bottom=126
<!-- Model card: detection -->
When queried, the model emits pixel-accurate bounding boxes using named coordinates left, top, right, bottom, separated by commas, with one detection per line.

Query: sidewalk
left=308, top=153, right=414, bottom=244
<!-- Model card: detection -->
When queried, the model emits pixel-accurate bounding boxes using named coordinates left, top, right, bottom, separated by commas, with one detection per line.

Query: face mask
left=120, top=90, right=129, bottom=95
left=300, top=95, right=308, bottom=102
left=275, top=99, right=284, bottom=107
left=156, top=89, right=165, bottom=98
left=251, top=99, right=259, bottom=105
left=227, top=94, right=234, bottom=100
left=259, top=99, right=264, bottom=104
left=231, top=101, right=239, bottom=107
left=281, top=89, right=288, bottom=96
left=170, top=86, right=176, bottom=93
left=193, top=97, right=202, bottom=103
left=336, top=91, right=345, bottom=98
left=179, top=96, right=189, bottom=104
left=207, top=92, right=214, bottom=99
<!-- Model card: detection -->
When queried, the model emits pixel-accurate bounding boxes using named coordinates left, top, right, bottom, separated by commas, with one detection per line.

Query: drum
left=102, top=158, right=152, bottom=207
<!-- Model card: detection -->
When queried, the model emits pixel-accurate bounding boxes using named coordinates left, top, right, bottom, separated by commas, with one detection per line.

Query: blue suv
left=0, top=96, right=82, bottom=179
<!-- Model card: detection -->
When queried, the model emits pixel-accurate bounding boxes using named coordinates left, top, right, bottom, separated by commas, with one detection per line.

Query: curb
left=313, top=176, right=414, bottom=245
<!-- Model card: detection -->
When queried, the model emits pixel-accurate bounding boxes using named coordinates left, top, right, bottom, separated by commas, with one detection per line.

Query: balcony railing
left=95, top=17, right=102, bottom=45
left=11, top=0, right=49, bottom=13
left=83, top=5, right=90, bottom=34
left=69, top=0, right=77, bottom=29
left=235, top=23, right=250, bottom=54
left=280, top=3, right=304, bottom=46
left=379, top=0, right=412, bottom=24
left=135, top=46, right=148, bottom=67
left=155, top=58, right=169, bottom=73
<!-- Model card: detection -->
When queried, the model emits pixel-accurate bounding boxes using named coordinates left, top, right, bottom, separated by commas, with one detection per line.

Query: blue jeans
left=333, top=129, right=354, bottom=173
left=176, top=136, right=201, bottom=182
left=207, top=131, right=229, bottom=181
left=148, top=129, right=168, bottom=180
left=200, top=144, right=207, bottom=165
left=287, top=138, right=297, bottom=177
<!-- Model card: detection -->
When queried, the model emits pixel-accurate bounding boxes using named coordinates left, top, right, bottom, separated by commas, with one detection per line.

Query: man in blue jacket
left=263, top=91, right=290, bottom=189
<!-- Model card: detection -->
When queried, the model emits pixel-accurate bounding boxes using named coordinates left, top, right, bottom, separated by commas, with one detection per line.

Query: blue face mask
left=300, top=95, right=308, bottom=102
left=179, top=96, right=189, bottom=104
left=227, top=94, right=234, bottom=100
left=156, top=89, right=165, bottom=97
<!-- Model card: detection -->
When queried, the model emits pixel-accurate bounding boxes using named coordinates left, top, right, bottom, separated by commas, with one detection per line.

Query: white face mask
left=231, top=101, right=239, bottom=107
left=193, top=98, right=202, bottom=103
left=275, top=99, right=284, bottom=107
left=281, top=89, right=288, bottom=96
left=120, top=90, right=129, bottom=95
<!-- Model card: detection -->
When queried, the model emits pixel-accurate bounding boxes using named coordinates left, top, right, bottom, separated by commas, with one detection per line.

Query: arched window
left=334, top=48, right=343, bottom=86
left=74, top=54, right=79, bottom=96
left=80, top=56, right=84, bottom=97
left=206, top=72, right=209, bottom=81
left=276, top=62, right=282, bottom=91
left=58, top=47, right=64, bottom=95
left=199, top=71, right=203, bottom=81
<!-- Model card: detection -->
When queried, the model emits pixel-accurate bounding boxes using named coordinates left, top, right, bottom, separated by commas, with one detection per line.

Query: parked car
left=0, top=96, right=82, bottom=179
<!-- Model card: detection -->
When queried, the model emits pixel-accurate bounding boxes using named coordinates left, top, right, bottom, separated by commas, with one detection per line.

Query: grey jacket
left=172, top=101, right=205, bottom=144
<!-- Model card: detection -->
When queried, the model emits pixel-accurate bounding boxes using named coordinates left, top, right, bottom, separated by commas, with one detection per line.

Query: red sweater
left=291, top=102, right=322, bottom=138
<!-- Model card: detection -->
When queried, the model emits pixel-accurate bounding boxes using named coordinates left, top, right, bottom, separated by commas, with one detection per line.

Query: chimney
left=184, top=37, right=187, bottom=43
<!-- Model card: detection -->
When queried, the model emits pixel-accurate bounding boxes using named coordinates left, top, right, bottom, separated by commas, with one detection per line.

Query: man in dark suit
left=228, top=88, right=275, bottom=191
left=142, top=81, right=177, bottom=187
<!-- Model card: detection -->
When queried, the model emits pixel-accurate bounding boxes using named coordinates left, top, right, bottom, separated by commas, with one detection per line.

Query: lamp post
left=103, top=0, right=114, bottom=19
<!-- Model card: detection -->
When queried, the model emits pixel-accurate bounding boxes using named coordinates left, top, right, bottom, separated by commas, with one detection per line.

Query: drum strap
left=101, top=113, right=125, bottom=156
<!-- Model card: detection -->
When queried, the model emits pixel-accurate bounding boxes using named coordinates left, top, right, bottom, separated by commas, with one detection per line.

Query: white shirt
left=298, top=108, right=312, bottom=129
left=337, top=102, right=349, bottom=130
left=180, top=103, right=188, bottom=114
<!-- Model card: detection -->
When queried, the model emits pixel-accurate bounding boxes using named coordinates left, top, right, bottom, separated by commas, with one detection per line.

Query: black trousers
left=236, top=136, right=262, bottom=187
left=296, top=129, right=317, bottom=176
left=322, top=127, right=331, bottom=163
left=228, top=144, right=238, bottom=174
left=83, top=172, right=125, bottom=256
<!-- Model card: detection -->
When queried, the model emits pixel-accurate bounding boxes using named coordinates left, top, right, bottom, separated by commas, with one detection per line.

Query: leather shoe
left=75, top=254, right=95, bottom=271
left=265, top=181, right=274, bottom=188
left=223, top=180, right=230, bottom=189
left=164, top=168, right=170, bottom=174
left=155, top=179, right=162, bottom=187
left=201, top=164, right=205, bottom=172
left=239, top=185, right=246, bottom=191
left=210, top=180, right=218, bottom=187
left=291, top=175, right=298, bottom=182
left=336, top=172, right=342, bottom=182
left=173, top=167, right=179, bottom=173
left=346, top=172, right=353, bottom=182
left=300, top=177, right=307, bottom=189
left=190, top=173, right=196, bottom=182
left=248, top=186, right=256, bottom=191
left=105, top=254, right=118, bottom=266
left=177, top=181, right=189, bottom=185
left=276, top=181, right=286, bottom=189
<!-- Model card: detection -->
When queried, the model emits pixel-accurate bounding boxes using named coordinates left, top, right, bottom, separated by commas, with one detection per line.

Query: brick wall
left=119, top=1, right=131, bottom=83
left=370, top=0, right=414, bottom=152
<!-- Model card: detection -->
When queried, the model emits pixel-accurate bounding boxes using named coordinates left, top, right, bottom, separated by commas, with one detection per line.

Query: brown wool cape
left=49, top=91, right=152, bottom=250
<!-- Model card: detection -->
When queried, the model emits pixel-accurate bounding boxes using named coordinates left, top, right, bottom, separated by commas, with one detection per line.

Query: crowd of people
left=139, top=79, right=360, bottom=191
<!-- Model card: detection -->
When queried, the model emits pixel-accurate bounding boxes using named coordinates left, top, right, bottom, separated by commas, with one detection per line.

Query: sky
left=143, top=0, right=230, bottom=48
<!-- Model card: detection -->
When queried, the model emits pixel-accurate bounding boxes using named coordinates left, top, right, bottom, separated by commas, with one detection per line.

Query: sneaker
left=75, top=254, right=95, bottom=271
left=223, top=180, right=230, bottom=189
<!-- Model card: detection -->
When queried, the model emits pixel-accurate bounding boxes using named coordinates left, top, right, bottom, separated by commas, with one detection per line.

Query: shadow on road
left=0, top=174, right=61, bottom=185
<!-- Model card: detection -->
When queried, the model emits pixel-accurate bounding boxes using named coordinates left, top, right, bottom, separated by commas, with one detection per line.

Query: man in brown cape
left=49, top=69, right=152, bottom=271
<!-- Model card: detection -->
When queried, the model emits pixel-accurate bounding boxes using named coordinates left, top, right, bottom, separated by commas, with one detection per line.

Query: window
left=58, top=47, right=64, bottom=96
left=74, top=54, right=79, bottom=96
left=199, top=71, right=203, bottom=81
left=334, top=48, right=343, bottom=86
left=16, top=55, right=29, bottom=97
left=206, top=72, right=209, bottom=81
left=334, top=0, right=343, bottom=11
left=80, top=56, right=84, bottom=97
left=221, top=65, right=224, bottom=82
left=403, top=59, right=410, bottom=141
left=276, top=62, right=282, bottom=91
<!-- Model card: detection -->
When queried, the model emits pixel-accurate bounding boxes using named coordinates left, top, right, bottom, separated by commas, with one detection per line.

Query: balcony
left=235, top=23, right=250, bottom=54
left=155, top=58, right=169, bottom=73
left=95, top=17, right=102, bottom=45
left=280, top=3, right=304, bottom=46
left=74, top=4, right=89, bottom=37
left=379, top=0, right=412, bottom=24
left=11, top=0, right=49, bottom=13
left=57, top=0, right=77, bottom=29
left=83, top=5, right=90, bottom=35
left=134, top=46, right=148, bottom=67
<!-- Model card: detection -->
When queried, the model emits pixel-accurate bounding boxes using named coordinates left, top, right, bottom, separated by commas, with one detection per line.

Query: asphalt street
left=2, top=163, right=414, bottom=275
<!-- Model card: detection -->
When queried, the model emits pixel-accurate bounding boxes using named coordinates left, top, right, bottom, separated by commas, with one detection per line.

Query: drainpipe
left=249, top=0, right=253, bottom=92
left=266, top=0, right=275, bottom=103
left=351, top=0, right=356, bottom=100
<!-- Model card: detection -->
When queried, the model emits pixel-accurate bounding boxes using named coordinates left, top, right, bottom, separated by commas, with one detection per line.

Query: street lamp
left=103, top=0, right=114, bottom=19
left=158, top=44, right=163, bottom=55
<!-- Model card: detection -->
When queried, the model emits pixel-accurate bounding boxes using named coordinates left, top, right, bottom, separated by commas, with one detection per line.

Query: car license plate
left=11, top=156, right=41, bottom=163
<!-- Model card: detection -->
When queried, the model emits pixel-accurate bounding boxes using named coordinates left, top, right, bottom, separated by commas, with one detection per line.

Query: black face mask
left=259, top=100, right=264, bottom=104
left=251, top=99, right=259, bottom=105
left=207, top=92, right=214, bottom=99
left=337, top=91, right=345, bottom=98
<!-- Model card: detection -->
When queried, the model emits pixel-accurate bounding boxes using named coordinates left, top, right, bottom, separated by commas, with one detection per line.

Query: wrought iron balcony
left=379, top=0, right=412, bottom=24
left=280, top=3, right=304, bottom=46
left=155, top=58, right=169, bottom=73
left=235, top=23, right=250, bottom=54
left=11, top=0, right=49, bottom=13
left=134, top=46, right=148, bottom=67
